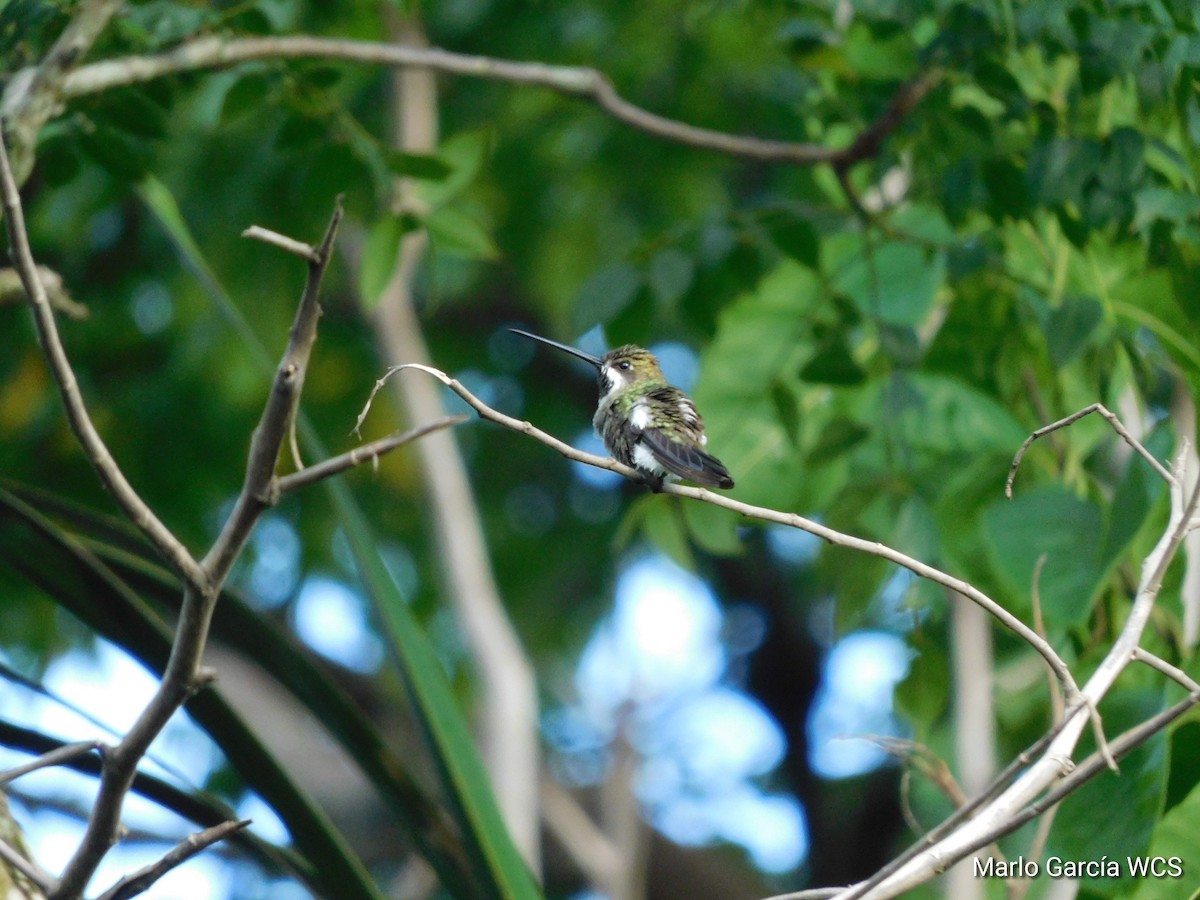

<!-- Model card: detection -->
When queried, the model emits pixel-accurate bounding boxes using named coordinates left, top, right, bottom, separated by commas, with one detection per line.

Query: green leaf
left=1131, top=774, right=1200, bottom=899
left=829, top=239, right=945, bottom=327
left=570, top=262, right=643, bottom=333
left=329, top=480, right=541, bottom=900
left=1046, top=295, right=1103, bottom=367
left=982, top=487, right=1104, bottom=632
left=427, top=206, right=500, bottom=260
left=418, top=129, right=491, bottom=209
left=628, top=496, right=694, bottom=570
left=359, top=214, right=416, bottom=310
left=385, top=150, right=454, bottom=181
left=1134, top=187, right=1200, bottom=229
left=648, top=247, right=694, bottom=307
left=765, top=216, right=819, bottom=269
left=220, top=71, right=275, bottom=126
left=682, top=500, right=742, bottom=556
left=889, top=373, right=1027, bottom=457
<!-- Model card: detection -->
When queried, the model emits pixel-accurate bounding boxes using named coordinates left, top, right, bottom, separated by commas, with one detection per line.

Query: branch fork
left=1, top=130, right=459, bottom=896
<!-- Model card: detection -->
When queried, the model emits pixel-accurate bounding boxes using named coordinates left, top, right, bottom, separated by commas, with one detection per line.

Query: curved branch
left=361, top=363, right=1080, bottom=700
left=58, top=34, right=937, bottom=166
left=0, top=128, right=208, bottom=591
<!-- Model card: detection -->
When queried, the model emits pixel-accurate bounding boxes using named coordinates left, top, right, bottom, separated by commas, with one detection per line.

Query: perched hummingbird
left=510, top=329, right=734, bottom=490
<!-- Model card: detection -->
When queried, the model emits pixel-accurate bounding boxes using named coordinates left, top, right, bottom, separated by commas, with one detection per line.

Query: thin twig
left=0, top=129, right=208, bottom=592
left=202, top=197, right=344, bottom=581
left=848, top=462, right=1200, bottom=898
left=374, top=363, right=1082, bottom=699
left=94, top=819, right=250, bottom=900
left=0, top=740, right=102, bottom=785
left=53, top=201, right=344, bottom=900
left=1029, top=554, right=1062, bottom=719
left=1132, top=647, right=1200, bottom=693
left=241, top=225, right=321, bottom=262
left=275, top=415, right=469, bottom=495
left=55, top=35, right=938, bottom=168
left=1007, top=403, right=1173, bottom=497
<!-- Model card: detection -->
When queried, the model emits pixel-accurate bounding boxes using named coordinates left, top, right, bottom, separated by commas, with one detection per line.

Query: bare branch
left=202, top=198, right=343, bottom=581
left=846, top=463, right=1200, bottom=898
left=275, top=415, right=469, bottom=496
left=378, top=363, right=1082, bottom=699
left=241, top=225, right=321, bottom=263
left=57, top=35, right=936, bottom=168
left=914, top=689, right=1200, bottom=881
left=0, top=266, right=88, bottom=318
left=0, top=0, right=125, bottom=184
left=1132, top=647, right=1200, bottom=693
left=54, top=202, right=343, bottom=900
left=95, top=820, right=250, bottom=900
left=1007, top=403, right=1173, bottom=497
left=0, top=129, right=208, bottom=592
left=0, top=741, right=102, bottom=785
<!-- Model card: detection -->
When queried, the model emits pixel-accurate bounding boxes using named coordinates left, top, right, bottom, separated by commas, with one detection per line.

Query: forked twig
left=95, top=820, right=250, bottom=900
left=1007, top=403, right=1173, bottom=497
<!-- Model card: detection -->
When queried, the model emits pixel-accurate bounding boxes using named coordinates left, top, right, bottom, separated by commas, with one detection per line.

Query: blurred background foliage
left=3, top=0, right=1200, bottom=898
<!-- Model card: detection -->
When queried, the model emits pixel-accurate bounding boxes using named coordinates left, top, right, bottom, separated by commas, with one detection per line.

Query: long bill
left=509, top=328, right=603, bottom=368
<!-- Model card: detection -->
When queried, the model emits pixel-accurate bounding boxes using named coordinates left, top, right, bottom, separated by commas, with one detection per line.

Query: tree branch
left=360, top=363, right=1081, bottom=700
left=843, top=448, right=1200, bottom=898
left=0, top=129, right=208, bottom=592
left=1007, top=402, right=1174, bottom=496
left=274, top=415, right=468, bottom=496
left=201, top=199, right=343, bottom=581
left=0, top=741, right=102, bottom=785
left=0, top=0, right=125, bottom=184
left=94, top=820, right=250, bottom=900
left=52, top=201, right=344, bottom=900
left=55, top=34, right=936, bottom=167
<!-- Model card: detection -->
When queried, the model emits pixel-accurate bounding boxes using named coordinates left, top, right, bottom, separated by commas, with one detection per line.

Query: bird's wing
left=639, top=427, right=734, bottom=489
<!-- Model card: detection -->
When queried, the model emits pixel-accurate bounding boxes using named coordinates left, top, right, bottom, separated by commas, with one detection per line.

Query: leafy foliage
left=3, top=0, right=1200, bottom=896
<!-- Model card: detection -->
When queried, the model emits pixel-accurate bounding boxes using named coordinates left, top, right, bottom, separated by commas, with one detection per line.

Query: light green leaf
left=359, top=214, right=415, bottom=310
left=427, top=206, right=500, bottom=260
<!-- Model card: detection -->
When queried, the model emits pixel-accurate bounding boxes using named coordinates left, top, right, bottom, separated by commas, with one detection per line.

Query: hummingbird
left=510, top=328, right=734, bottom=490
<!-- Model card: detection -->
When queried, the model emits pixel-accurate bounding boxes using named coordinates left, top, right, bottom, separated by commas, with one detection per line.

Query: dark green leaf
left=385, top=150, right=455, bottom=181
left=982, top=487, right=1104, bottom=632
left=1047, top=296, right=1103, bottom=367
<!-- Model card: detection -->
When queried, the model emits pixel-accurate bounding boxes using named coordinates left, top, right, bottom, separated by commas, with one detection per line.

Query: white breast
left=631, top=399, right=652, bottom=431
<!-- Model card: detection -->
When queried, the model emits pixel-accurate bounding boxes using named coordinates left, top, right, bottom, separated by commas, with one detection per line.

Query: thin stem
left=275, top=415, right=469, bottom=496
left=0, top=741, right=102, bottom=785
left=1007, top=403, right=1173, bottom=497
left=94, top=820, right=250, bottom=900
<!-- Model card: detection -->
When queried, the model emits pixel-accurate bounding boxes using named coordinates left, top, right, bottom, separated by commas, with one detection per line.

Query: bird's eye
left=619, top=361, right=631, bottom=370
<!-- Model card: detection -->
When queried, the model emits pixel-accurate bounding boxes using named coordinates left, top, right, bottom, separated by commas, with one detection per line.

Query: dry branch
left=360, top=363, right=1082, bottom=702
left=51, top=34, right=936, bottom=168
left=0, top=130, right=207, bottom=591
left=94, top=820, right=250, bottom=900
